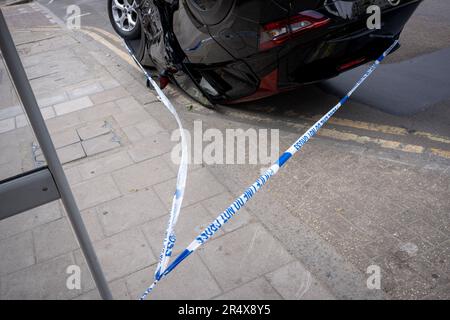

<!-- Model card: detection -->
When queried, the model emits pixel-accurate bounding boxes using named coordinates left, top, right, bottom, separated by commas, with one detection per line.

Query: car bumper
left=226, top=0, right=422, bottom=103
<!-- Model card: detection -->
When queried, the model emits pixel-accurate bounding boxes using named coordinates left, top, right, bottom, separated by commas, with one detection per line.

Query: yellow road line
left=414, top=131, right=450, bottom=145
left=307, top=116, right=408, bottom=135
left=308, top=116, right=450, bottom=145
left=284, top=120, right=450, bottom=158
left=279, top=118, right=425, bottom=153
left=430, top=148, right=450, bottom=159
left=84, top=26, right=121, bottom=44
left=319, top=128, right=425, bottom=153
left=18, top=26, right=60, bottom=32
left=78, top=29, right=139, bottom=71
left=301, top=122, right=450, bottom=158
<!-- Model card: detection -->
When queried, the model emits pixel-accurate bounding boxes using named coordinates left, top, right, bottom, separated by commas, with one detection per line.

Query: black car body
left=109, top=0, right=423, bottom=104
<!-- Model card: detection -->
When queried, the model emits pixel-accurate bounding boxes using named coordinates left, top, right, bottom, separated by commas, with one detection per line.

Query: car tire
left=108, top=0, right=141, bottom=40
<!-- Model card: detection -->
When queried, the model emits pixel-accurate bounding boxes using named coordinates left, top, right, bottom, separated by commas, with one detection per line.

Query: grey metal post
left=0, top=10, right=113, bottom=300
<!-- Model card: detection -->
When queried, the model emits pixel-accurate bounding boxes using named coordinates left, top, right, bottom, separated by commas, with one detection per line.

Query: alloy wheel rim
left=111, top=0, right=138, bottom=32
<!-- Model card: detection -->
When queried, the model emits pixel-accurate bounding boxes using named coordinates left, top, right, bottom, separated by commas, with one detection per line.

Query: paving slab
left=215, top=277, right=282, bottom=300
left=56, top=142, right=86, bottom=164
left=198, top=223, right=294, bottom=291
left=36, top=92, right=68, bottom=108
left=265, top=261, right=335, bottom=300
left=50, top=129, right=80, bottom=149
left=90, top=87, right=129, bottom=105
left=0, top=202, right=62, bottom=241
left=112, top=157, right=175, bottom=194
left=122, top=125, right=144, bottom=143
left=99, top=77, right=120, bottom=90
left=77, top=120, right=111, bottom=140
left=96, top=189, right=167, bottom=237
left=81, top=132, right=121, bottom=156
left=0, top=254, right=78, bottom=300
left=133, top=117, right=166, bottom=137
left=0, top=118, right=15, bottom=134
left=127, top=132, right=173, bottom=163
left=77, top=101, right=122, bottom=123
left=115, top=96, right=142, bottom=112
left=80, top=208, right=106, bottom=242
left=73, top=278, right=131, bottom=300
left=76, top=150, right=133, bottom=181
left=53, top=96, right=93, bottom=116
left=113, top=108, right=150, bottom=128
left=66, top=82, right=104, bottom=100
left=72, top=174, right=121, bottom=210
left=63, top=166, right=83, bottom=185
left=87, top=228, right=156, bottom=282
left=44, top=110, right=80, bottom=132
left=15, top=114, right=28, bottom=128
left=33, top=218, right=79, bottom=262
left=0, top=106, right=22, bottom=121
left=125, top=255, right=222, bottom=300
left=35, top=140, right=85, bottom=164
left=0, top=232, right=35, bottom=275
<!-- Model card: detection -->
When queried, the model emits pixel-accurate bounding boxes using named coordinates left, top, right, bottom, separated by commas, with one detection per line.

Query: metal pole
left=0, top=10, right=113, bottom=300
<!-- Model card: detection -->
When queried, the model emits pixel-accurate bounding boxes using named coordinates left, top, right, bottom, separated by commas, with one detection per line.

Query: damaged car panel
left=108, top=0, right=423, bottom=104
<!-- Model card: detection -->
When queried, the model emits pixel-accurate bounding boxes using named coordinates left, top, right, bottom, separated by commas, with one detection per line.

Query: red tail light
left=159, top=75, right=170, bottom=89
left=337, top=57, right=367, bottom=71
left=259, top=10, right=330, bottom=51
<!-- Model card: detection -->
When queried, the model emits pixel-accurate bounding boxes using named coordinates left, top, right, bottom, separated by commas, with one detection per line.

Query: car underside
left=108, top=0, right=423, bottom=105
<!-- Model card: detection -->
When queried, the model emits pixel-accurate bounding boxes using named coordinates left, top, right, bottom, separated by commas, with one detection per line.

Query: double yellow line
left=306, top=116, right=450, bottom=158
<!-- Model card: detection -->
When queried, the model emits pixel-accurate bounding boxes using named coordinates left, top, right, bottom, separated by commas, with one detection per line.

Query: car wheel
left=108, top=0, right=141, bottom=40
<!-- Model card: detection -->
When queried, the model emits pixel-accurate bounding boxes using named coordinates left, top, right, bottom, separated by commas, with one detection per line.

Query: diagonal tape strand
left=137, top=40, right=399, bottom=300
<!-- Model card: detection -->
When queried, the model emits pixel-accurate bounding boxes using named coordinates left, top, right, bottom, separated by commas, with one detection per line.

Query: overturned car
left=108, top=0, right=422, bottom=104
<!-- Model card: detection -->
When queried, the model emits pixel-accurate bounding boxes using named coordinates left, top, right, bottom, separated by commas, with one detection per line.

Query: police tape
left=123, top=42, right=189, bottom=286
left=135, top=40, right=399, bottom=300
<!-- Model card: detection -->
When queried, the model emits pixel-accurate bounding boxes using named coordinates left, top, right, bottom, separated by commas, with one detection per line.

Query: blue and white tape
left=123, top=42, right=189, bottom=287
left=136, top=40, right=399, bottom=300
